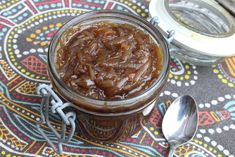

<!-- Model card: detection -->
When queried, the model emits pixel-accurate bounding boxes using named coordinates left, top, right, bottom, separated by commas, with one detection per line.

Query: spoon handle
left=168, top=147, right=175, bottom=157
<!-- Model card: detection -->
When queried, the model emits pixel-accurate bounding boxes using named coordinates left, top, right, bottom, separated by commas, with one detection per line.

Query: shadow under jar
left=48, top=10, right=169, bottom=141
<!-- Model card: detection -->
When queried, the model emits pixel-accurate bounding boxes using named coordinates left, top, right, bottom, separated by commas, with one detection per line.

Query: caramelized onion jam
left=55, top=22, right=162, bottom=100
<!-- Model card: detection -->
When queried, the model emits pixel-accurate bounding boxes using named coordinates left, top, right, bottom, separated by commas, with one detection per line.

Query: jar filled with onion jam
left=48, top=10, right=169, bottom=141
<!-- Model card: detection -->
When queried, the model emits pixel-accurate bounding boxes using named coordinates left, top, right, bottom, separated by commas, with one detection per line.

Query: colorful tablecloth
left=0, top=0, right=235, bottom=157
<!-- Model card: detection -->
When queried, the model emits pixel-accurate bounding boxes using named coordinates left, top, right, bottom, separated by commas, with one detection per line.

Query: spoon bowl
left=162, top=95, right=198, bottom=157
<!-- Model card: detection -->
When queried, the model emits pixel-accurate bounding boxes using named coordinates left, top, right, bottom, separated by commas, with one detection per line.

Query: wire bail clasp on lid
left=36, top=84, right=76, bottom=155
left=149, top=16, right=175, bottom=44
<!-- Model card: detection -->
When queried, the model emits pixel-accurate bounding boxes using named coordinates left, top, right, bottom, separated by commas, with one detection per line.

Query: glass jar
left=149, top=0, right=235, bottom=66
left=47, top=10, right=169, bottom=141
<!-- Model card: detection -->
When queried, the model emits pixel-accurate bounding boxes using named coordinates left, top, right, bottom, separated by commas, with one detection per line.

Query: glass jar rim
left=48, top=10, right=169, bottom=113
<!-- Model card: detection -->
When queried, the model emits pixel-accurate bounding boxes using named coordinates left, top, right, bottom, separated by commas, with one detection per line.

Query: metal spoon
left=162, top=95, right=198, bottom=157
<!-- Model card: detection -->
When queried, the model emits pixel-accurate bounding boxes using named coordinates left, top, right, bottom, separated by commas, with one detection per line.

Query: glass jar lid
left=149, top=0, right=235, bottom=57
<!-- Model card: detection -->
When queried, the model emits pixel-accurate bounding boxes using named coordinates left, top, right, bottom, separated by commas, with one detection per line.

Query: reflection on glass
left=166, top=0, right=234, bottom=37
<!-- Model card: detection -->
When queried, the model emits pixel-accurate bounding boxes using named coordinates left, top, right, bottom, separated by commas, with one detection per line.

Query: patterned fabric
left=0, top=0, right=235, bottom=156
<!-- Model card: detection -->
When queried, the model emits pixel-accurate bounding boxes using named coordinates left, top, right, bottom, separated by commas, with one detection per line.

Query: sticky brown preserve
left=55, top=22, right=162, bottom=100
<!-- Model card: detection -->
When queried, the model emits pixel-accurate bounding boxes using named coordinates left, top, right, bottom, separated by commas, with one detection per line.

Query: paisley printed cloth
left=0, top=0, right=235, bottom=156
